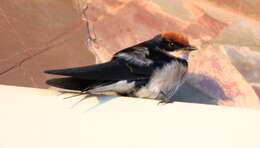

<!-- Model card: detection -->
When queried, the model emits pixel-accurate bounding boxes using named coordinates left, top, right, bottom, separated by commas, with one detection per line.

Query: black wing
left=44, top=58, right=154, bottom=91
left=45, top=58, right=154, bottom=81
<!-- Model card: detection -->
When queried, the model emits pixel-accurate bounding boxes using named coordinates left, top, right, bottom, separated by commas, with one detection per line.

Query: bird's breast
left=148, top=60, right=188, bottom=89
left=135, top=60, right=188, bottom=99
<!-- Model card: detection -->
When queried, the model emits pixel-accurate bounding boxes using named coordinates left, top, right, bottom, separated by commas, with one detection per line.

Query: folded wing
left=45, top=59, right=153, bottom=81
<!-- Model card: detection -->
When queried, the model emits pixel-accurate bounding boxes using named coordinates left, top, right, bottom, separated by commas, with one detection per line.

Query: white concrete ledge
left=0, top=85, right=260, bottom=148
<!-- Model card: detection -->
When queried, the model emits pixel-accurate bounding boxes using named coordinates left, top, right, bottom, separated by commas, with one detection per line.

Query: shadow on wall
left=46, top=73, right=230, bottom=106
left=174, top=73, right=230, bottom=105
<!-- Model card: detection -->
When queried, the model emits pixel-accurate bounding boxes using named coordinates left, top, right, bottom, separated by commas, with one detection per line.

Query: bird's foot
left=157, top=91, right=175, bottom=105
left=157, top=99, right=175, bottom=105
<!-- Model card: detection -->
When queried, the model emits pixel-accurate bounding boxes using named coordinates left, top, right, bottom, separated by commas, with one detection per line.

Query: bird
left=45, top=32, right=197, bottom=103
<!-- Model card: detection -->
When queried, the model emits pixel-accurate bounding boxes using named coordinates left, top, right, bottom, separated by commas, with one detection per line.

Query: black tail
left=46, top=77, right=114, bottom=91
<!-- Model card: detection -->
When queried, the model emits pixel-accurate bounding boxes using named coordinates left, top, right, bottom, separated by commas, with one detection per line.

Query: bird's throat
left=179, top=51, right=190, bottom=61
left=169, top=51, right=190, bottom=61
left=180, top=53, right=189, bottom=61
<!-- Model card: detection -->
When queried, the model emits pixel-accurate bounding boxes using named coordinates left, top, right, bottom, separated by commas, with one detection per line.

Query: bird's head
left=153, top=32, right=197, bottom=52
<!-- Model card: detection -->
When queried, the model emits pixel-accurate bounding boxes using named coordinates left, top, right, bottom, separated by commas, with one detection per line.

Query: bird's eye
left=169, top=42, right=175, bottom=47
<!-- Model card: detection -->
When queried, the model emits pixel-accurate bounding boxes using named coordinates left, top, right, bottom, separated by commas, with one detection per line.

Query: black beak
left=185, top=45, right=197, bottom=51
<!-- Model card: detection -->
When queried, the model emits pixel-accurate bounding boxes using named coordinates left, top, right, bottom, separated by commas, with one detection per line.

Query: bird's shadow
left=173, top=73, right=230, bottom=105
left=56, top=90, right=117, bottom=111
left=84, top=96, right=116, bottom=112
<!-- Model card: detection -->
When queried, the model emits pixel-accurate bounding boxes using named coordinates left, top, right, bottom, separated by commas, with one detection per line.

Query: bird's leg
left=157, top=90, right=175, bottom=104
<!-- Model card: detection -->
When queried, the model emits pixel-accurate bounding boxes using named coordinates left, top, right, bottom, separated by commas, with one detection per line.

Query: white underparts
left=88, top=80, right=136, bottom=94
left=135, top=60, right=188, bottom=100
